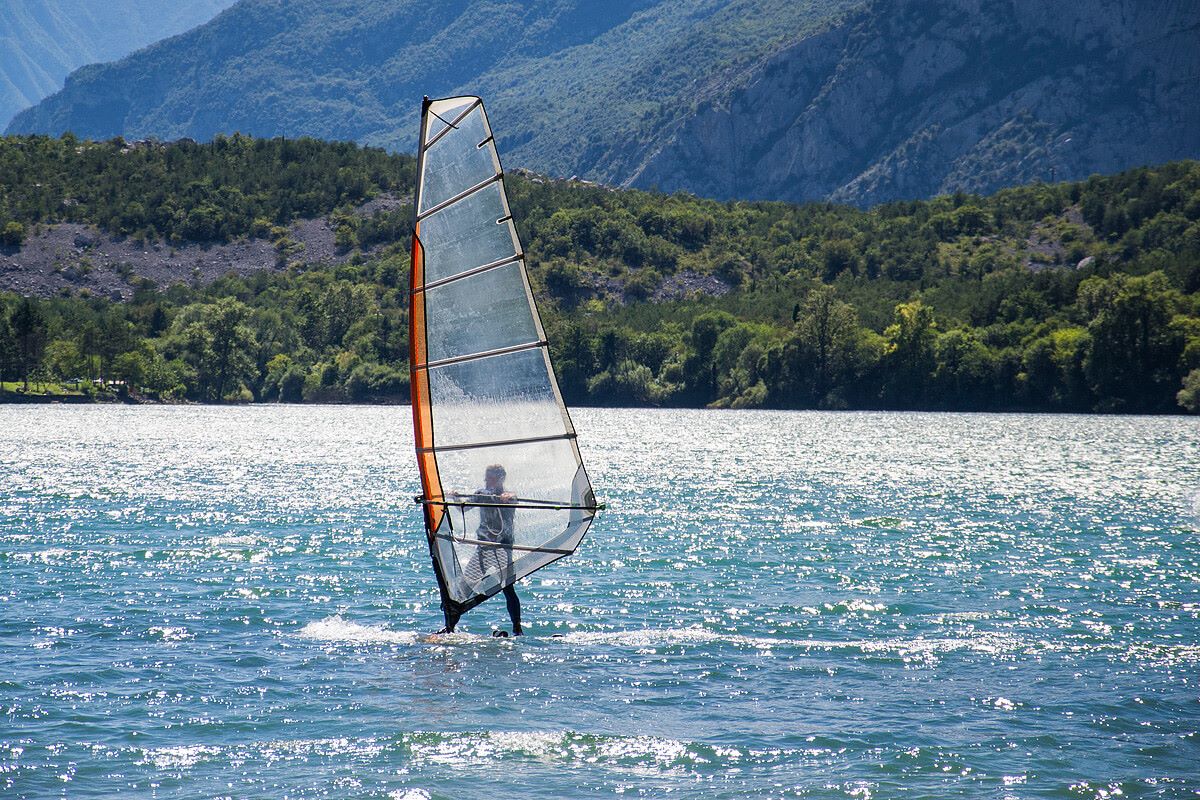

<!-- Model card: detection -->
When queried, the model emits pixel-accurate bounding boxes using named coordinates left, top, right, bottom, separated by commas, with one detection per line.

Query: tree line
left=0, top=134, right=1197, bottom=412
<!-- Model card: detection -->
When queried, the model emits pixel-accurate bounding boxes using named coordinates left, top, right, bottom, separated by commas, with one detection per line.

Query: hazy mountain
left=0, top=0, right=236, bottom=129
left=7, top=0, right=1199, bottom=205
left=3, top=0, right=859, bottom=164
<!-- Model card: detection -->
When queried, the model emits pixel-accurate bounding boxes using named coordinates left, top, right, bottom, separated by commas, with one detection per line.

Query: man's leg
left=437, top=604, right=460, bottom=634
left=502, top=584, right=522, bottom=635
left=430, top=539, right=460, bottom=634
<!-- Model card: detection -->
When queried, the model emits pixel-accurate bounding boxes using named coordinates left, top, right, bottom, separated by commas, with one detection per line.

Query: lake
left=1, top=406, right=1198, bottom=798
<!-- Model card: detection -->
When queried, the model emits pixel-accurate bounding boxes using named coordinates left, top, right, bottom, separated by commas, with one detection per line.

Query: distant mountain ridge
left=1, top=0, right=865, bottom=173
left=0, top=0, right=235, bottom=129
left=631, top=0, right=1200, bottom=205
left=7, top=0, right=1200, bottom=206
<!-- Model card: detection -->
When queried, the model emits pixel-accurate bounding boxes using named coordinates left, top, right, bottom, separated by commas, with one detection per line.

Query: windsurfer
left=439, top=464, right=523, bottom=636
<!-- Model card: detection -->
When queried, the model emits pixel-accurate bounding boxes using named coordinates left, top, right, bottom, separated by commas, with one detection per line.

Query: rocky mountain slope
left=2, top=0, right=861, bottom=174
left=0, top=0, right=235, bottom=129
left=0, top=215, right=360, bottom=302
left=7, top=0, right=1199, bottom=205
left=632, top=0, right=1200, bottom=205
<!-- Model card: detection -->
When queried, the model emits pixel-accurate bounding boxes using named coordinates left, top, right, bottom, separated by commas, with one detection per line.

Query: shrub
left=1179, top=368, right=1200, bottom=412
left=1, top=221, right=26, bottom=247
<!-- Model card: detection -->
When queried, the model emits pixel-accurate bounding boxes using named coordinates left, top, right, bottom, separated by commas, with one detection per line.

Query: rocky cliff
left=627, top=0, right=1200, bottom=204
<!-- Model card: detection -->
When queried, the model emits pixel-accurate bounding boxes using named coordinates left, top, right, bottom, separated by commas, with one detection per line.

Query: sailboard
left=409, top=95, right=601, bottom=630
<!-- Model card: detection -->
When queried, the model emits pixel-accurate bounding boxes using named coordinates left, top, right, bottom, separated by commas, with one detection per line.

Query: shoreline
left=2, top=390, right=1195, bottom=417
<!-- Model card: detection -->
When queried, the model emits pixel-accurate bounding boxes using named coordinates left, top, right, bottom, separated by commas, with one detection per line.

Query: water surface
left=1, top=407, right=1198, bottom=798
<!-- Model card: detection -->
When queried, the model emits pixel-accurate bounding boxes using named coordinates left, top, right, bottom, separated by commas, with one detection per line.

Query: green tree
left=0, top=309, right=19, bottom=381
left=1178, top=369, right=1200, bottom=412
left=708, top=321, right=777, bottom=406
left=11, top=298, right=47, bottom=391
left=250, top=309, right=300, bottom=400
left=97, top=309, right=135, bottom=385
left=345, top=363, right=407, bottom=401
left=1080, top=272, right=1184, bottom=411
left=587, top=359, right=671, bottom=405
left=820, top=239, right=858, bottom=280
left=933, top=328, right=996, bottom=408
left=551, top=321, right=597, bottom=403
left=42, top=339, right=85, bottom=387
left=683, top=311, right=736, bottom=401
left=142, top=350, right=189, bottom=398
left=1, top=221, right=26, bottom=247
left=880, top=300, right=938, bottom=407
left=1021, top=327, right=1090, bottom=409
left=302, top=360, right=344, bottom=402
left=178, top=298, right=258, bottom=401
left=790, top=285, right=861, bottom=406
left=262, top=353, right=308, bottom=402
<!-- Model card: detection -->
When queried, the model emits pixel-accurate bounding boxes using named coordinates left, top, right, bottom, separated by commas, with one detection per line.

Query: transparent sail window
left=423, top=261, right=540, bottom=363
left=445, top=505, right=589, bottom=574
left=433, top=504, right=593, bottom=603
left=417, top=181, right=518, bottom=284
left=429, top=347, right=568, bottom=449
left=420, top=107, right=498, bottom=214
left=433, top=438, right=584, bottom=513
left=423, top=98, right=477, bottom=150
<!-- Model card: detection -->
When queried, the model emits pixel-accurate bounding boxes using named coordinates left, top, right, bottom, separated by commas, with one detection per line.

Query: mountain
left=2, top=0, right=862, bottom=169
left=0, top=0, right=236, bottom=130
left=633, top=0, right=1200, bottom=205
left=7, top=0, right=1199, bottom=206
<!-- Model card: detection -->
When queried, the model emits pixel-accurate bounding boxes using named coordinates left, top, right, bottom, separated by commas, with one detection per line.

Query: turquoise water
left=1, top=406, right=1198, bottom=799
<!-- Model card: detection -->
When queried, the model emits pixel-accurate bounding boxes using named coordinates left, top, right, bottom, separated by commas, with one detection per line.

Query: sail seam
left=417, top=432, right=576, bottom=453
left=416, top=339, right=547, bottom=370
left=424, top=98, right=483, bottom=150
left=417, top=172, right=503, bottom=220
left=434, top=533, right=574, bottom=555
left=412, top=253, right=524, bottom=294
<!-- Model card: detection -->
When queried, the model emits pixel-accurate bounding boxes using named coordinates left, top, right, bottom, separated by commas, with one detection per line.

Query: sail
left=410, top=96, right=599, bottom=621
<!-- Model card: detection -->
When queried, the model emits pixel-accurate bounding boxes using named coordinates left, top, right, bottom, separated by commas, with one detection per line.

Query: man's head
left=484, top=464, right=506, bottom=491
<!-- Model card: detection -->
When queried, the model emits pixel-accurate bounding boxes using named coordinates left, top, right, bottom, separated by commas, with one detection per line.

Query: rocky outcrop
left=626, top=0, right=1200, bottom=205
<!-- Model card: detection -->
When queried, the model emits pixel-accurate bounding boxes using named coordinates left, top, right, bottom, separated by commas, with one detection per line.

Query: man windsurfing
left=438, top=464, right=523, bottom=636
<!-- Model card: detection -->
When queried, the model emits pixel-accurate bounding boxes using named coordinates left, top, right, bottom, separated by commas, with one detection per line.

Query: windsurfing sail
left=410, top=95, right=601, bottom=628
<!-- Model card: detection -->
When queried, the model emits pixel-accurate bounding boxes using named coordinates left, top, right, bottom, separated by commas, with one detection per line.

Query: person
left=438, top=464, right=523, bottom=636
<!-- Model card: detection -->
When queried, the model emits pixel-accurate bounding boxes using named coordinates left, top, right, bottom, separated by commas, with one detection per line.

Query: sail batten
left=416, top=339, right=548, bottom=371
left=417, top=432, right=577, bottom=454
left=412, top=253, right=526, bottom=294
left=410, top=96, right=599, bottom=622
left=417, top=172, right=505, bottom=221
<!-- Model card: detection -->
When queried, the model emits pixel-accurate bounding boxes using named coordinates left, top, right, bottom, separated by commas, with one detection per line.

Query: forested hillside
left=9, top=0, right=1197, bottom=205
left=1, top=135, right=1198, bottom=413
